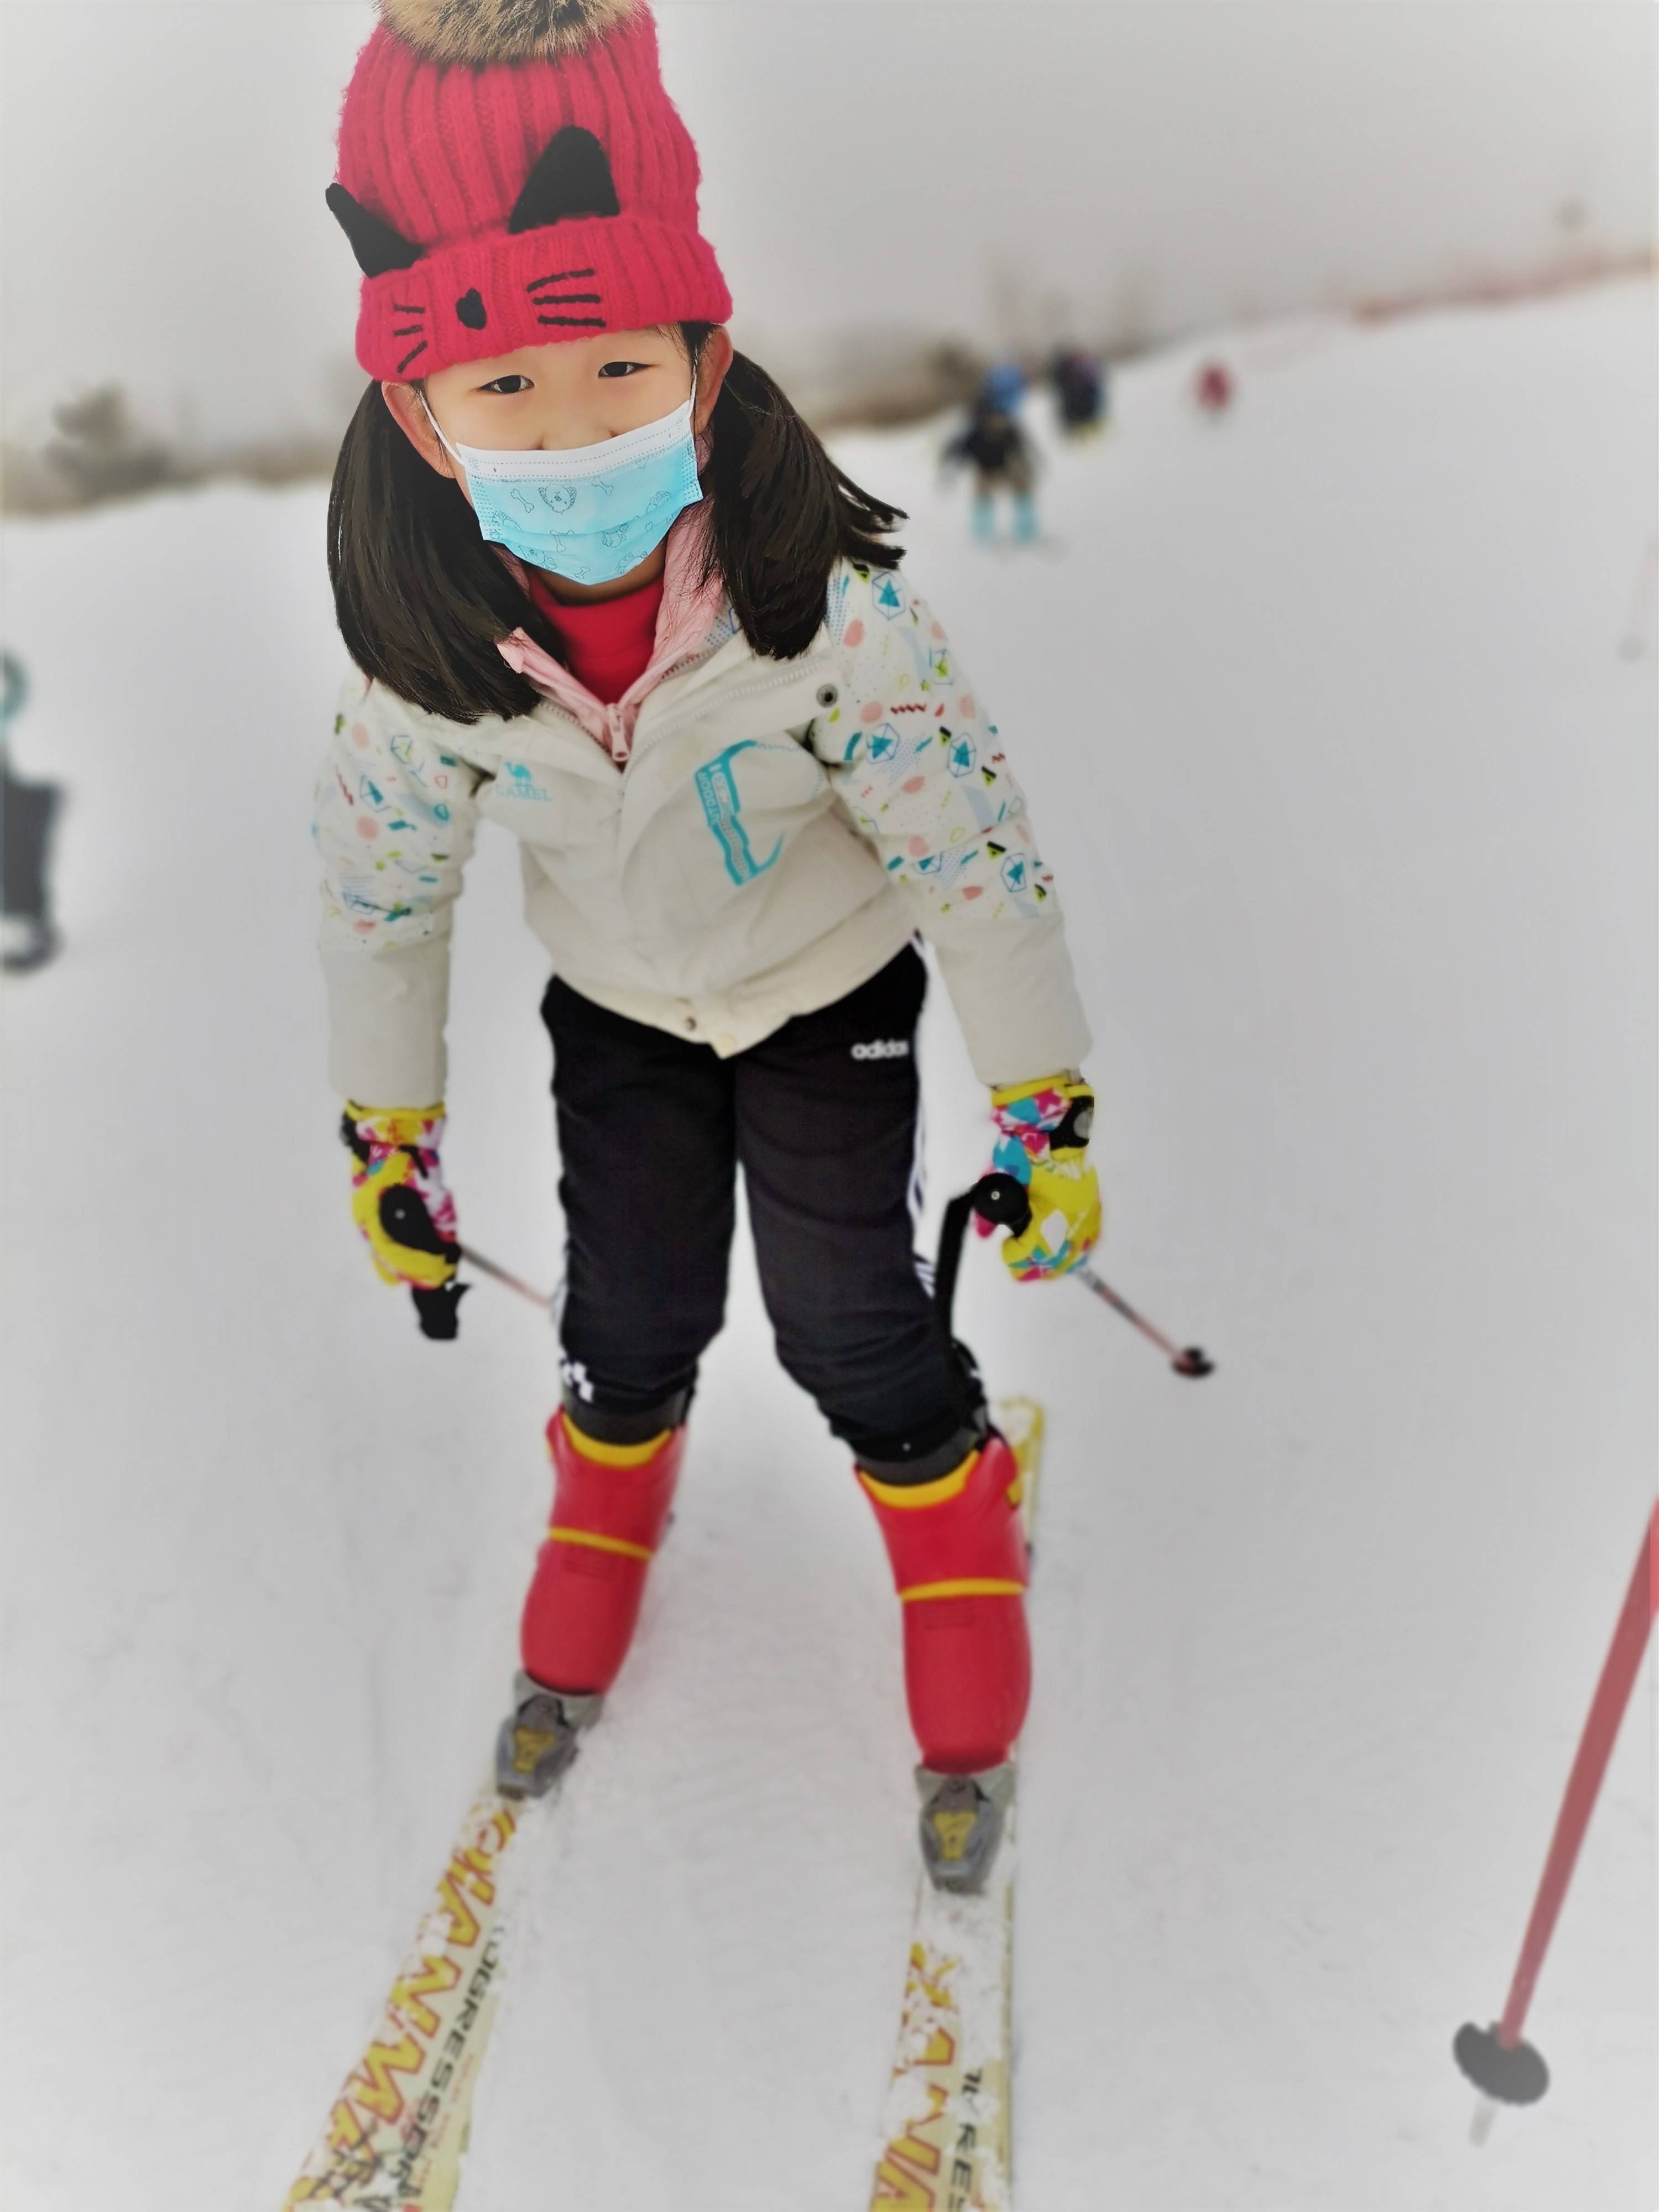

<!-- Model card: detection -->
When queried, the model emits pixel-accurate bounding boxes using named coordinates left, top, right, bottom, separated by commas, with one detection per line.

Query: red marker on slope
left=1455, top=1504, right=1657, bottom=2131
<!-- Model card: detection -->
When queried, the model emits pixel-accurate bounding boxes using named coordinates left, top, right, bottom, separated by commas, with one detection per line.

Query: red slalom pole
left=1455, top=1501, right=1658, bottom=2112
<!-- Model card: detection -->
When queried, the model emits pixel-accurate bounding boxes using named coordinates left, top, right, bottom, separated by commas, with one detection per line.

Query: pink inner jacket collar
left=495, top=503, right=728, bottom=765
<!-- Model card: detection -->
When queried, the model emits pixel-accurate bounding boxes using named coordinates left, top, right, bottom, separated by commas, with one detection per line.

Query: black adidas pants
left=543, top=944, right=986, bottom=1481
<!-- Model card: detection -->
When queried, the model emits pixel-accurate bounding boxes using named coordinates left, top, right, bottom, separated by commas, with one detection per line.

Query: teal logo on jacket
left=695, top=742, right=784, bottom=886
left=498, top=761, right=552, bottom=801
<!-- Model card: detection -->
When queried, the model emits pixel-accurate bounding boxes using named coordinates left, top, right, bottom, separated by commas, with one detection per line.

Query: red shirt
left=524, top=571, right=665, bottom=706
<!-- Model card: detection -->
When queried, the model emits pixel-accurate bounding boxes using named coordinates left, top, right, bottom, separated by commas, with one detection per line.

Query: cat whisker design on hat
left=389, top=303, right=429, bottom=375
left=527, top=267, right=605, bottom=328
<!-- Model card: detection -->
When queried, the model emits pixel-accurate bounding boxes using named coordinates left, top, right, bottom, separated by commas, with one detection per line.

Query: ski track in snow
left=1, top=279, right=1654, bottom=2211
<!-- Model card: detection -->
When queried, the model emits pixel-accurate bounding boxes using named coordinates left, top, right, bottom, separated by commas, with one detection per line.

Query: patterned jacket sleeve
left=811, top=564, right=1093, bottom=1087
left=312, top=669, right=483, bottom=1106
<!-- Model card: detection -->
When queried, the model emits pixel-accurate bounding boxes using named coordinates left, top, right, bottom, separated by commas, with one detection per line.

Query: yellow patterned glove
left=340, top=1103, right=462, bottom=1298
left=986, top=1073, right=1102, bottom=1282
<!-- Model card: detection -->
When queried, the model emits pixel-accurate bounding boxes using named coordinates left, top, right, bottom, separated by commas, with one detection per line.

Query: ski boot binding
left=917, top=1762, right=1016, bottom=1893
left=495, top=1671, right=602, bottom=1799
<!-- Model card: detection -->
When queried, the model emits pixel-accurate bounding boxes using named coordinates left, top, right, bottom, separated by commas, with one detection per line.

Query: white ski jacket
left=314, top=560, right=1091, bottom=1105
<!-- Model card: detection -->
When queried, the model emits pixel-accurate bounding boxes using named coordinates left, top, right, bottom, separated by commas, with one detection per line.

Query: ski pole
left=1073, top=1265, right=1214, bottom=1376
left=1454, top=1501, right=1658, bottom=2130
left=460, top=1241, right=557, bottom=1310
left=950, top=1173, right=1214, bottom=1378
left=377, top=1162, right=555, bottom=1334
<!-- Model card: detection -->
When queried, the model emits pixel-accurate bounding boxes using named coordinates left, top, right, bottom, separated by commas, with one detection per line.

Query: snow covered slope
left=2, top=279, right=1653, bottom=2211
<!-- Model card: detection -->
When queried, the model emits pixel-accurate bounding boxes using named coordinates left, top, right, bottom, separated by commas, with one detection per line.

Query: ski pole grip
left=377, top=1188, right=466, bottom=1339
left=970, top=1172, right=1033, bottom=1237
left=932, top=1173, right=1035, bottom=1338
left=379, top=1184, right=455, bottom=1258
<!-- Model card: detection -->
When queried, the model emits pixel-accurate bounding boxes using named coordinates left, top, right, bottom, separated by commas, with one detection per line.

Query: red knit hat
left=330, top=0, right=732, bottom=380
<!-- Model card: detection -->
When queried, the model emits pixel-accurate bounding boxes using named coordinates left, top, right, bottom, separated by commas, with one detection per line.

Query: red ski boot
left=500, top=1412, right=685, bottom=1796
left=858, top=1432, right=1031, bottom=1777
left=508, top=1412, right=686, bottom=1783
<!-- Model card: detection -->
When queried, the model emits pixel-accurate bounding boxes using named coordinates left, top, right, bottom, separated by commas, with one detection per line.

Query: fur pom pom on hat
left=379, top=0, right=641, bottom=66
left=331, top=0, right=731, bottom=380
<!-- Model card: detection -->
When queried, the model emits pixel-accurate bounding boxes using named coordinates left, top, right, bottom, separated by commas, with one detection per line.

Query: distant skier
left=1050, top=347, right=1107, bottom=437
left=979, top=358, right=1027, bottom=415
left=1, top=653, right=63, bottom=975
left=944, top=390, right=1040, bottom=547
left=315, top=0, right=1100, bottom=1892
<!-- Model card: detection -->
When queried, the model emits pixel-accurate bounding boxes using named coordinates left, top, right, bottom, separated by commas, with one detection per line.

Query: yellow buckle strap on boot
left=857, top=1447, right=980, bottom=1511
left=899, top=1577, right=1026, bottom=1603
left=859, top=1448, right=1022, bottom=1516
left=556, top=1412, right=672, bottom=1467
left=545, top=1526, right=654, bottom=1562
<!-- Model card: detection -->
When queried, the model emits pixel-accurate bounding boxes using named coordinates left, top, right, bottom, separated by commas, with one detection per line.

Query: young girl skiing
left=317, top=0, right=1100, bottom=1892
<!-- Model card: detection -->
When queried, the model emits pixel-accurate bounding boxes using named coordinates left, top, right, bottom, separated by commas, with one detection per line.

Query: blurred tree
left=46, top=387, right=178, bottom=505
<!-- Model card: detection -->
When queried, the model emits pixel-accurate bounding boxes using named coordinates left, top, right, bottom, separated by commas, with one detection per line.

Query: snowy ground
left=2, top=278, right=1654, bottom=2212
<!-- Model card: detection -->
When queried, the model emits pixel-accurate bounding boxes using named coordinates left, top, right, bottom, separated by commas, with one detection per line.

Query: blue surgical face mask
left=423, top=386, right=701, bottom=586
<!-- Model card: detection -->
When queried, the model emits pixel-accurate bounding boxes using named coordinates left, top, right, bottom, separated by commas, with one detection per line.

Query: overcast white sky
left=1, top=1, right=1653, bottom=447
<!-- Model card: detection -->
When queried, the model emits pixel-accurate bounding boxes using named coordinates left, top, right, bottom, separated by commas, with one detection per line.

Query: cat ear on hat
left=509, top=127, right=620, bottom=231
left=330, top=2, right=638, bottom=265
left=328, top=122, right=622, bottom=279
left=326, top=183, right=422, bottom=276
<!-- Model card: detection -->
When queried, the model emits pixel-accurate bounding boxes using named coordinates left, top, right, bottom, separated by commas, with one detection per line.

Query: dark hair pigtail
left=328, top=383, right=550, bottom=723
left=697, top=342, right=904, bottom=661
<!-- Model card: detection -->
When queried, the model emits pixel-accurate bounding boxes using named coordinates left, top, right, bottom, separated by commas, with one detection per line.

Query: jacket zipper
left=516, top=641, right=835, bottom=774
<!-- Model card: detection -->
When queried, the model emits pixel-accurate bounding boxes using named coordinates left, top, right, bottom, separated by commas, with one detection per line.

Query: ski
left=284, top=1773, right=557, bottom=2210
left=868, top=1394, right=1045, bottom=2212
